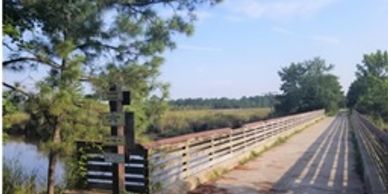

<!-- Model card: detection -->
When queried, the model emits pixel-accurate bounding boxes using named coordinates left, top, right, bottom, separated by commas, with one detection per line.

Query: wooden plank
left=87, top=164, right=112, bottom=172
left=103, top=136, right=125, bottom=146
left=125, top=185, right=146, bottom=193
left=124, top=176, right=146, bottom=183
left=189, top=141, right=212, bottom=152
left=149, top=147, right=185, bottom=162
left=88, top=182, right=112, bottom=190
left=103, top=153, right=125, bottom=163
left=149, top=153, right=183, bottom=167
left=125, top=167, right=146, bottom=175
left=81, top=141, right=150, bottom=193
left=87, top=174, right=113, bottom=180
left=87, top=171, right=112, bottom=177
left=152, top=167, right=183, bottom=183
left=102, top=112, right=125, bottom=126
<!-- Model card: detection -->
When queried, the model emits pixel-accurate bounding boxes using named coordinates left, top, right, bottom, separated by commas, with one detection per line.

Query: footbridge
left=77, top=110, right=388, bottom=194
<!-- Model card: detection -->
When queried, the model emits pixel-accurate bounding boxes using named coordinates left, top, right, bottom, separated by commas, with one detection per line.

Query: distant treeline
left=169, top=95, right=276, bottom=109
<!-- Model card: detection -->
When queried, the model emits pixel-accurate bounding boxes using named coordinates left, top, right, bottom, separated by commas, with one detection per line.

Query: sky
left=160, top=0, right=388, bottom=99
left=3, top=0, right=388, bottom=99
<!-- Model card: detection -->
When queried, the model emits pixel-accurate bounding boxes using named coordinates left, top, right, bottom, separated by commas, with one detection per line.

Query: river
left=3, top=138, right=65, bottom=187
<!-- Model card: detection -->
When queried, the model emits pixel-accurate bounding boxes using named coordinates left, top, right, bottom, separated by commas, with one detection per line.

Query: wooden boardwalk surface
left=191, top=113, right=365, bottom=194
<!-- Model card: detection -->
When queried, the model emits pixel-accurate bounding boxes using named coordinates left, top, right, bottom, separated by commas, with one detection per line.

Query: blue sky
left=161, top=0, right=388, bottom=98
left=3, top=0, right=388, bottom=99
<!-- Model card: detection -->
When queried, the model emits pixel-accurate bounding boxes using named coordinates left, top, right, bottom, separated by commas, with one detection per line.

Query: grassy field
left=152, top=108, right=272, bottom=138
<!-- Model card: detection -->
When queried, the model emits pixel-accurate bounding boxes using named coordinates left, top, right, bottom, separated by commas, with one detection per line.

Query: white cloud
left=310, top=35, right=340, bottom=44
left=224, top=0, right=337, bottom=21
left=272, top=26, right=293, bottom=35
left=159, top=9, right=212, bottom=23
left=195, top=11, right=213, bottom=21
left=224, top=15, right=246, bottom=23
left=179, top=45, right=222, bottom=52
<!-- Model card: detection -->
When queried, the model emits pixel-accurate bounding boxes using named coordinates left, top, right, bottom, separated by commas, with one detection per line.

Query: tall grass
left=152, top=108, right=272, bottom=138
left=3, top=158, right=41, bottom=194
left=3, top=159, right=66, bottom=194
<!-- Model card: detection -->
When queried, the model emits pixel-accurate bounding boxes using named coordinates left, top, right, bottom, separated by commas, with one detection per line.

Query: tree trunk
left=47, top=150, right=58, bottom=194
left=47, top=125, right=61, bottom=194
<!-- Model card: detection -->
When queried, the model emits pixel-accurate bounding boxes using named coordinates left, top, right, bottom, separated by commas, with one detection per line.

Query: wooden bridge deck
left=191, top=113, right=365, bottom=194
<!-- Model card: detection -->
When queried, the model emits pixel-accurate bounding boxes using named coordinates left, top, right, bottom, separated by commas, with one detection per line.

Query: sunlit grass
left=153, top=108, right=272, bottom=138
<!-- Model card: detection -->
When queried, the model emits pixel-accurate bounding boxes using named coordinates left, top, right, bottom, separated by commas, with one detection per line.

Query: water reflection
left=3, top=139, right=65, bottom=186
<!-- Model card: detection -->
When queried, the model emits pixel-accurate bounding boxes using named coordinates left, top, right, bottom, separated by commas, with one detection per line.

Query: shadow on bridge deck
left=261, top=112, right=365, bottom=194
left=190, top=112, right=365, bottom=194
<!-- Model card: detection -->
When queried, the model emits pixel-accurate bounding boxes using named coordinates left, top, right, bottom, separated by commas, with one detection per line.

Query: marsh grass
left=3, top=158, right=42, bottom=194
left=154, top=108, right=272, bottom=137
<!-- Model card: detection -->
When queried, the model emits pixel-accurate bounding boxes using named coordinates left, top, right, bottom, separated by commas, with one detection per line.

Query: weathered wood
left=82, top=144, right=149, bottom=193
left=145, top=110, right=324, bottom=192
left=109, top=86, right=125, bottom=194
left=351, top=111, right=388, bottom=194
left=125, top=112, right=135, bottom=150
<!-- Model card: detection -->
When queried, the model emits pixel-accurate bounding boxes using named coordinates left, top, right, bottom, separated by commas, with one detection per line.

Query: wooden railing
left=351, top=111, right=388, bottom=194
left=144, top=109, right=324, bottom=192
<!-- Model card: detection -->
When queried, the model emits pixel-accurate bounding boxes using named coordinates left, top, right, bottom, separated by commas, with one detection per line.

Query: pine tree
left=3, top=0, right=221, bottom=193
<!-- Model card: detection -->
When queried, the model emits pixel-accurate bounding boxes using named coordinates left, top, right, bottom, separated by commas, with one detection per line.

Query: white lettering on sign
left=103, top=153, right=125, bottom=163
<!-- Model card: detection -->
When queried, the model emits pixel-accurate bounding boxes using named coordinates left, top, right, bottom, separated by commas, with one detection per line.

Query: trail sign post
left=107, top=84, right=133, bottom=194
left=77, top=84, right=147, bottom=193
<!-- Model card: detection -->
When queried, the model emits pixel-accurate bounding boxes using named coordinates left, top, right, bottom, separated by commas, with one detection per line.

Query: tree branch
left=77, top=40, right=120, bottom=51
left=3, top=57, right=61, bottom=69
left=2, top=82, right=31, bottom=97
left=3, top=42, right=15, bottom=51
left=120, top=0, right=176, bottom=7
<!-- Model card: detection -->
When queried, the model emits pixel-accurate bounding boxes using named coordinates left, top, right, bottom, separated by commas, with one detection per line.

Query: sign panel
left=103, top=112, right=124, bottom=126
left=103, top=153, right=125, bottom=163
left=107, top=92, right=122, bottom=101
left=103, top=136, right=125, bottom=145
left=105, top=91, right=130, bottom=104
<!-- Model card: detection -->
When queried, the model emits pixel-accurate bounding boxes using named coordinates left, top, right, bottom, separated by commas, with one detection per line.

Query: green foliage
left=170, top=94, right=277, bottom=109
left=65, top=143, right=103, bottom=189
left=347, top=50, right=388, bottom=129
left=3, top=159, right=40, bottom=194
left=3, top=0, right=221, bottom=191
left=3, top=91, right=30, bottom=133
left=153, top=108, right=271, bottom=137
left=91, top=61, right=170, bottom=142
left=276, top=57, right=344, bottom=115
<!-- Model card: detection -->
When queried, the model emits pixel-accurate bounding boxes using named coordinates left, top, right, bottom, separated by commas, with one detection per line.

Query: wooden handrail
left=144, top=110, right=323, bottom=149
left=146, top=109, right=325, bottom=192
left=351, top=111, right=388, bottom=193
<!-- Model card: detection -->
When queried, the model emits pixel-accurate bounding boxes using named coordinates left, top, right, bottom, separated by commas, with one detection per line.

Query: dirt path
left=190, top=112, right=365, bottom=194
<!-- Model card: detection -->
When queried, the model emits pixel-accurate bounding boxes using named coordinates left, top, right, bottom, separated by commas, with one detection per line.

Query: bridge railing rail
left=351, top=110, right=388, bottom=194
left=144, top=109, right=324, bottom=192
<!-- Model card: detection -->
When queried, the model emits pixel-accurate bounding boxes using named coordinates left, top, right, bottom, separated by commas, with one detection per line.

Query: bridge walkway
left=190, top=112, right=365, bottom=194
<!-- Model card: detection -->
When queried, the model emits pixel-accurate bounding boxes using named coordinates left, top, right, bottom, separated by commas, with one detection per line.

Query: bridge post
left=266, top=122, right=271, bottom=139
left=108, top=85, right=126, bottom=194
left=229, top=132, right=233, bottom=154
left=243, top=128, right=249, bottom=150
left=273, top=121, right=278, bottom=135
left=210, top=136, right=215, bottom=162
left=183, top=140, right=191, bottom=178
